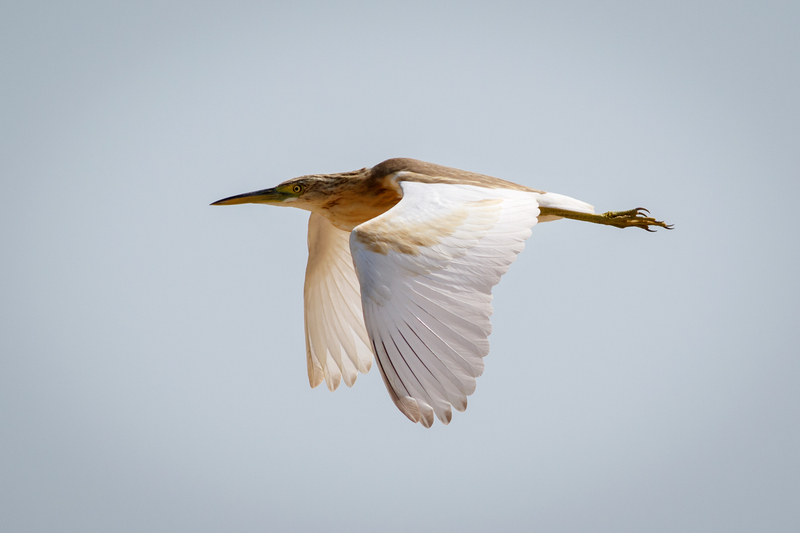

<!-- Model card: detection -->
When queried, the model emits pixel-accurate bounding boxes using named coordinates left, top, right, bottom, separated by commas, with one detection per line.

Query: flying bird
left=212, top=158, right=671, bottom=427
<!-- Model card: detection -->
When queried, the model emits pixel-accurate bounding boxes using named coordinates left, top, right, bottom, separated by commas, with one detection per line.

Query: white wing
left=349, top=180, right=541, bottom=427
left=304, top=213, right=373, bottom=390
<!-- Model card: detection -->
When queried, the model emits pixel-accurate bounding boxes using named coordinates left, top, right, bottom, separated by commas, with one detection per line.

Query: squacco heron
left=213, top=158, right=671, bottom=427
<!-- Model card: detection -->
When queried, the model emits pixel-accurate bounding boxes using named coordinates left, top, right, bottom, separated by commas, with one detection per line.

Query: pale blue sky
left=2, top=1, right=799, bottom=531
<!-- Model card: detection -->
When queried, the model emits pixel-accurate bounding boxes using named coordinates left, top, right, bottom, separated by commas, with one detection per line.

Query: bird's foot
left=600, top=208, right=673, bottom=232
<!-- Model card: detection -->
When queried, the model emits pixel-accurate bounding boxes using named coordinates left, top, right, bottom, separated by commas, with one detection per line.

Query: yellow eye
left=292, top=184, right=303, bottom=194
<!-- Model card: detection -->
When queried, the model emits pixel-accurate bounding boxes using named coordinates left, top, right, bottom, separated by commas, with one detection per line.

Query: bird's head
left=212, top=167, right=401, bottom=230
left=212, top=172, right=360, bottom=210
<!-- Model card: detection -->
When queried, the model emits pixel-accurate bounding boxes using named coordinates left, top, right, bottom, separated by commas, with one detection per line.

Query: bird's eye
left=292, top=184, right=303, bottom=194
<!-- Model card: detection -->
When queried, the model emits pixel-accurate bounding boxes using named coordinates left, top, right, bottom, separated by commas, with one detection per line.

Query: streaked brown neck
left=313, top=168, right=402, bottom=231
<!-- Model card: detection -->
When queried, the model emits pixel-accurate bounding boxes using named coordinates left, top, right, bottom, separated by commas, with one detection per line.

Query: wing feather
left=350, top=181, right=541, bottom=426
left=304, top=213, right=373, bottom=390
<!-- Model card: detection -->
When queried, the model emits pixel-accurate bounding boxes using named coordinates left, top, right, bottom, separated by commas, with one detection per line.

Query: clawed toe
left=601, top=208, right=673, bottom=231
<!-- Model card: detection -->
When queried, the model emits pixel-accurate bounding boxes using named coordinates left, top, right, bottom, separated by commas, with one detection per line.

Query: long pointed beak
left=211, top=187, right=285, bottom=206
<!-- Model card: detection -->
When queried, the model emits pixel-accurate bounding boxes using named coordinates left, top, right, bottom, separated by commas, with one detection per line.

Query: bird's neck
left=316, top=172, right=402, bottom=232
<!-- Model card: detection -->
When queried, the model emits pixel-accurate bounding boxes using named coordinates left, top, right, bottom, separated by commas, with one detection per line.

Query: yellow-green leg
left=539, top=207, right=673, bottom=231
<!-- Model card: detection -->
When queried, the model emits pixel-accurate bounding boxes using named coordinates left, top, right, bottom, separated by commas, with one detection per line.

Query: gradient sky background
left=2, top=1, right=799, bottom=532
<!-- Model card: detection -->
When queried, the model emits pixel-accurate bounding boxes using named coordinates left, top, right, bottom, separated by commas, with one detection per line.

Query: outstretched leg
left=538, top=207, right=673, bottom=231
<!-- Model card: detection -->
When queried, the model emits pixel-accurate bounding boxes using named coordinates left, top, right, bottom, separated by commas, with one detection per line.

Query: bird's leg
left=538, top=207, right=673, bottom=232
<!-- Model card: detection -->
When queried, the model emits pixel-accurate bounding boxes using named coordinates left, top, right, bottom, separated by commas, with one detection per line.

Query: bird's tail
left=535, top=192, right=594, bottom=222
